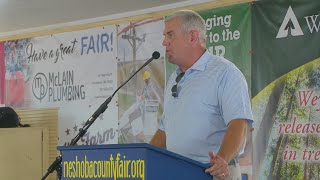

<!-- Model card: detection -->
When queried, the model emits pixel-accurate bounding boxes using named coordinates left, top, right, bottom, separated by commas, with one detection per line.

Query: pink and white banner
left=2, top=26, right=118, bottom=145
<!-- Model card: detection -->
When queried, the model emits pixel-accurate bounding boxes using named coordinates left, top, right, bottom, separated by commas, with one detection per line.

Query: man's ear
left=189, top=30, right=200, bottom=46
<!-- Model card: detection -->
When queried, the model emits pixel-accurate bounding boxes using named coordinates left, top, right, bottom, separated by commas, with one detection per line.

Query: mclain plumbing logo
left=32, top=71, right=86, bottom=103
left=276, top=6, right=320, bottom=39
left=32, top=72, right=48, bottom=102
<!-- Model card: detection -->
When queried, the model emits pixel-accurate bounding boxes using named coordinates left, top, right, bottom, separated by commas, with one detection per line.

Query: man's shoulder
left=206, top=54, right=234, bottom=71
left=208, top=53, right=233, bottom=66
left=206, top=54, right=245, bottom=79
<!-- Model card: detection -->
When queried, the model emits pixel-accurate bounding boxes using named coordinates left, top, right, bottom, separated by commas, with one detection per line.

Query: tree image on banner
left=254, top=58, right=320, bottom=179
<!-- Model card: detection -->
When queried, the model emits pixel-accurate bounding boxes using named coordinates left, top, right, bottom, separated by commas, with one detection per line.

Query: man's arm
left=150, top=129, right=166, bottom=149
left=205, top=119, right=247, bottom=179
left=218, top=119, right=247, bottom=162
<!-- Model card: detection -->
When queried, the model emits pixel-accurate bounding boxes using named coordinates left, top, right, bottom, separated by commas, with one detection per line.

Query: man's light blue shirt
left=159, top=50, right=253, bottom=163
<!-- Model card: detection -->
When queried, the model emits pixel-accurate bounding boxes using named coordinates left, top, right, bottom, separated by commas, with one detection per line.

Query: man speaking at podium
left=150, top=10, right=253, bottom=180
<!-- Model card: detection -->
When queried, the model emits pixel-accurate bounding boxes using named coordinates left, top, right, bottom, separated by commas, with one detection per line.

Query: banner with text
left=252, top=0, right=320, bottom=179
left=2, top=26, right=118, bottom=145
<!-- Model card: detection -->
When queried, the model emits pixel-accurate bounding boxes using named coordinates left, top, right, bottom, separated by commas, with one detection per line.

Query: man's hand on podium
left=205, top=151, right=229, bottom=180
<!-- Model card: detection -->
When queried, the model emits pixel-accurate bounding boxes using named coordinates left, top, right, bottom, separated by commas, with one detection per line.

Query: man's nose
left=162, top=38, right=168, bottom=46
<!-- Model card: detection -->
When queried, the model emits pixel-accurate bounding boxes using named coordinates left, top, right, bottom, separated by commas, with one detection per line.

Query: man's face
left=162, top=17, right=189, bottom=65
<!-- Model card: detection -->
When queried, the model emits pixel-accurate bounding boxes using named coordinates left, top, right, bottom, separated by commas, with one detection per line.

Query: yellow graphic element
left=253, top=57, right=320, bottom=103
left=143, top=71, right=150, bottom=80
left=63, top=153, right=145, bottom=180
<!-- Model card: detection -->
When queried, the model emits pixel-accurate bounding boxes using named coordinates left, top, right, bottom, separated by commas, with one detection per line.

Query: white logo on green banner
left=276, top=6, right=304, bottom=38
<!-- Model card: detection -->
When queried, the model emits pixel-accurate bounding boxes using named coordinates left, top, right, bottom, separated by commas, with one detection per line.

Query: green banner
left=198, top=3, right=252, bottom=89
left=252, top=1, right=320, bottom=179
left=252, top=0, right=320, bottom=96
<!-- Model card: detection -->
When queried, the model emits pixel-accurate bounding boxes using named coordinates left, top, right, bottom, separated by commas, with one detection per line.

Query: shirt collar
left=175, top=50, right=211, bottom=75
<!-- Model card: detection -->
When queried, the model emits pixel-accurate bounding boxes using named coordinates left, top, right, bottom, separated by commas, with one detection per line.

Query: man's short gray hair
left=165, top=10, right=207, bottom=46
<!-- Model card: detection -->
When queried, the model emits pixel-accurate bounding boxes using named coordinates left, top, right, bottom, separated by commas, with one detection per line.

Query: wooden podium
left=0, top=127, right=49, bottom=180
left=58, top=143, right=212, bottom=180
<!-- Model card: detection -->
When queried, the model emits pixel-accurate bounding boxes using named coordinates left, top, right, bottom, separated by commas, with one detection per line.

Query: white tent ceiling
left=0, top=0, right=209, bottom=34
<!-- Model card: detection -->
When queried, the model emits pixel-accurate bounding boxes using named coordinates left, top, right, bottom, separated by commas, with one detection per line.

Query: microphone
left=42, top=51, right=161, bottom=180
left=152, top=51, right=160, bottom=59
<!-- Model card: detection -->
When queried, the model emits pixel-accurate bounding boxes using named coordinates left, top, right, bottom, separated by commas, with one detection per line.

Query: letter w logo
left=276, top=6, right=304, bottom=38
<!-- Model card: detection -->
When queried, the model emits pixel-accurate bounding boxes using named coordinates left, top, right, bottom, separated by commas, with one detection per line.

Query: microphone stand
left=41, top=52, right=160, bottom=180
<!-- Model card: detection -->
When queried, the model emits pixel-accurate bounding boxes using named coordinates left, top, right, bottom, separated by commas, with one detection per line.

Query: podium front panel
left=58, top=143, right=212, bottom=180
